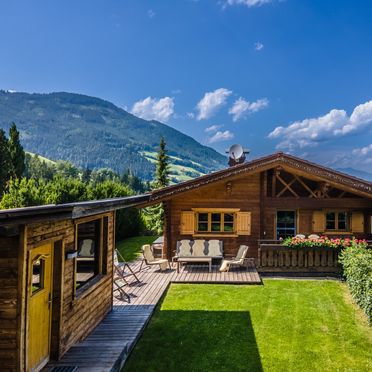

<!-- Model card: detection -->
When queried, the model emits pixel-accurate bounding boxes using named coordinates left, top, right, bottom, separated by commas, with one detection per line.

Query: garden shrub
left=339, top=244, right=372, bottom=323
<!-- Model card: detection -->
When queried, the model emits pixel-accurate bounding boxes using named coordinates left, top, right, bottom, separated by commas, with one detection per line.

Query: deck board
left=46, top=260, right=261, bottom=371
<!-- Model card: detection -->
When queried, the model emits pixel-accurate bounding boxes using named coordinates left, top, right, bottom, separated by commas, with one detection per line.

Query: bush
left=339, top=245, right=372, bottom=322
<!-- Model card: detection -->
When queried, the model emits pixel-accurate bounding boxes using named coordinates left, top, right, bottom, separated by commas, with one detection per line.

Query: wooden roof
left=1, top=152, right=371, bottom=226
left=0, top=194, right=151, bottom=226
left=150, top=152, right=372, bottom=201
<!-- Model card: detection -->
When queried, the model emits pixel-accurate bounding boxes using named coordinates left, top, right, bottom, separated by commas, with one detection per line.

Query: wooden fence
left=258, top=243, right=341, bottom=273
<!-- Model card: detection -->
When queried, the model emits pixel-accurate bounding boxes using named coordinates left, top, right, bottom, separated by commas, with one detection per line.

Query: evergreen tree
left=154, top=136, right=170, bottom=189
left=144, top=137, right=171, bottom=235
left=0, top=129, right=12, bottom=196
left=8, top=123, right=25, bottom=179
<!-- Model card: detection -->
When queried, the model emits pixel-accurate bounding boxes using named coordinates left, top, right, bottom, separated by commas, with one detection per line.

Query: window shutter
left=236, top=212, right=251, bottom=235
left=312, top=211, right=324, bottom=232
left=180, top=211, right=195, bottom=235
left=351, top=212, right=364, bottom=233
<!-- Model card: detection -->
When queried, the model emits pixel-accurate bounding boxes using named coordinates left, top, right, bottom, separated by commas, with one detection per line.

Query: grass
left=123, top=280, right=372, bottom=372
left=116, top=235, right=158, bottom=262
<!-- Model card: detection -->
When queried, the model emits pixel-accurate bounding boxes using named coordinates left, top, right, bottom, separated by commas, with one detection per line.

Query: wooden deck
left=46, top=260, right=261, bottom=372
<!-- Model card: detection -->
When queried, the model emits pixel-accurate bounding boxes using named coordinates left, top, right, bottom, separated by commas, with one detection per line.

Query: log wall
left=0, top=234, right=20, bottom=371
left=167, top=173, right=261, bottom=259
left=166, top=170, right=372, bottom=262
left=26, top=212, right=115, bottom=359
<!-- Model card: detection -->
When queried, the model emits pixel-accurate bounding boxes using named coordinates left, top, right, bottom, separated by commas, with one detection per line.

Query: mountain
left=0, top=90, right=226, bottom=181
left=336, top=168, right=372, bottom=182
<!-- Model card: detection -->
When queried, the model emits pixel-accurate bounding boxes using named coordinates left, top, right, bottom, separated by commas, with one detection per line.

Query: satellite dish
left=226, top=144, right=250, bottom=166
left=229, top=144, right=244, bottom=160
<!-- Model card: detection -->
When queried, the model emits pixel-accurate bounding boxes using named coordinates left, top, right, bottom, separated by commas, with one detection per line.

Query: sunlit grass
left=124, top=280, right=372, bottom=372
left=116, top=235, right=158, bottom=262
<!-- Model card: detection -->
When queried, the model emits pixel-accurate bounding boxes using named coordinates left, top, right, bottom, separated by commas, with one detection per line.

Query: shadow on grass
left=124, top=309, right=262, bottom=372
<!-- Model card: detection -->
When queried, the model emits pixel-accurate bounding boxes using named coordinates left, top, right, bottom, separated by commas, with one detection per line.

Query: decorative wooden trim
left=192, top=234, right=238, bottom=238
left=150, top=152, right=372, bottom=202
left=191, top=208, right=240, bottom=212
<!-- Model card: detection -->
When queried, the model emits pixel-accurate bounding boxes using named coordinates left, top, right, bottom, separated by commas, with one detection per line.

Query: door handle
left=47, top=293, right=52, bottom=308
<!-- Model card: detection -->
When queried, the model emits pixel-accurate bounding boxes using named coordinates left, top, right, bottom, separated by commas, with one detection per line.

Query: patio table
left=176, top=257, right=212, bottom=273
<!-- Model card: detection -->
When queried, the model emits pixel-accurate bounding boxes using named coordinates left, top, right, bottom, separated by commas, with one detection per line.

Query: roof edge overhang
left=0, top=194, right=151, bottom=226
left=149, top=152, right=372, bottom=202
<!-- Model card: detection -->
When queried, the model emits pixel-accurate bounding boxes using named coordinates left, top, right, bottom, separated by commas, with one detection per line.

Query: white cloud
left=196, top=88, right=232, bottom=120
left=207, top=130, right=234, bottom=144
left=147, top=9, right=156, bottom=18
left=187, top=112, right=195, bottom=119
left=229, top=97, right=269, bottom=121
left=131, top=96, right=174, bottom=122
left=325, top=144, right=372, bottom=172
left=268, top=100, right=372, bottom=150
left=254, top=42, right=264, bottom=51
left=352, top=144, right=372, bottom=157
left=224, top=0, right=272, bottom=7
left=205, top=124, right=223, bottom=133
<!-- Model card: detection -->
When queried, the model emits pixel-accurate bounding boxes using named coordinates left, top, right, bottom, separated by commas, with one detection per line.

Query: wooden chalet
left=0, top=195, right=149, bottom=372
left=149, top=152, right=372, bottom=269
left=1, top=151, right=372, bottom=371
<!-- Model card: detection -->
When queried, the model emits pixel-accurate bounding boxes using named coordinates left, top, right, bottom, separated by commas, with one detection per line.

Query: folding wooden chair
left=113, top=268, right=131, bottom=302
left=114, top=249, right=141, bottom=285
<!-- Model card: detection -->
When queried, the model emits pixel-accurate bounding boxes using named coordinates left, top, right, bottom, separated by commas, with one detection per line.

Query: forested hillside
left=0, top=90, right=226, bottom=181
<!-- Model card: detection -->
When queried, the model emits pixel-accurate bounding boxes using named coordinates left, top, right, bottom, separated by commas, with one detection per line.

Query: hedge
left=339, top=245, right=372, bottom=323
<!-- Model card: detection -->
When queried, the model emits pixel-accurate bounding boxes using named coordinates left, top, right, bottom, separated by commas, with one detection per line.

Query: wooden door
left=28, top=243, right=53, bottom=371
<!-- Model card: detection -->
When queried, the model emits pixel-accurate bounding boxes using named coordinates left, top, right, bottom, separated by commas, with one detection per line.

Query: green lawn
left=123, top=280, right=372, bottom=372
left=116, top=235, right=158, bottom=262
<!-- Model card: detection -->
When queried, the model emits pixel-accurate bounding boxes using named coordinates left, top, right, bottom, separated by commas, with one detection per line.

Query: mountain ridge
left=0, top=90, right=226, bottom=181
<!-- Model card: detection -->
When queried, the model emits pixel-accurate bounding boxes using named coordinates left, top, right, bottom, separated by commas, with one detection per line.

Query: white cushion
left=208, top=240, right=222, bottom=257
left=178, top=240, right=192, bottom=256
left=192, top=240, right=206, bottom=256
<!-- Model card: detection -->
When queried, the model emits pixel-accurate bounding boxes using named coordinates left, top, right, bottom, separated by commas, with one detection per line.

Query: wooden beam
left=293, top=175, right=317, bottom=198
left=276, top=175, right=299, bottom=198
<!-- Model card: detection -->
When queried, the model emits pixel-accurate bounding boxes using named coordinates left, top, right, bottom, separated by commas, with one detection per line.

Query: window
left=276, top=211, right=296, bottom=239
left=32, top=258, right=44, bottom=294
left=196, top=212, right=235, bottom=233
left=326, top=211, right=348, bottom=231
left=75, top=217, right=108, bottom=292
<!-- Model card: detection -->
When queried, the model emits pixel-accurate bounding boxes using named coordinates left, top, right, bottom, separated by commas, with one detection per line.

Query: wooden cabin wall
left=165, top=170, right=372, bottom=261
left=0, top=233, right=21, bottom=371
left=26, top=212, right=114, bottom=360
left=167, top=173, right=261, bottom=259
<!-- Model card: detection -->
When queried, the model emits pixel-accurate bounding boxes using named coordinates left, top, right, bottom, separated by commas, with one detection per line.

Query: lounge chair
left=219, top=245, right=249, bottom=272
left=114, top=249, right=140, bottom=285
left=113, top=266, right=131, bottom=302
left=140, top=244, right=171, bottom=271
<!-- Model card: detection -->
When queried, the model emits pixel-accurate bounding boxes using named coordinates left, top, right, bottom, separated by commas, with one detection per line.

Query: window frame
left=73, top=215, right=109, bottom=298
left=276, top=210, right=297, bottom=240
left=325, top=210, right=349, bottom=232
left=193, top=208, right=239, bottom=235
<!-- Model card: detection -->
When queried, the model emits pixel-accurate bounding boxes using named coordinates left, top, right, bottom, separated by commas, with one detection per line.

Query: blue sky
left=1, top=0, right=372, bottom=172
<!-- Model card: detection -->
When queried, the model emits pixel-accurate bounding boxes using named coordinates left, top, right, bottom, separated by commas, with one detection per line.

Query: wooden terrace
left=46, top=260, right=261, bottom=371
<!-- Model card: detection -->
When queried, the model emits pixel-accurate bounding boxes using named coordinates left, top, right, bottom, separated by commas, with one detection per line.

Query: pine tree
left=154, top=136, right=170, bottom=189
left=144, top=137, right=171, bottom=235
left=0, top=129, right=12, bottom=196
left=8, top=122, right=25, bottom=179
